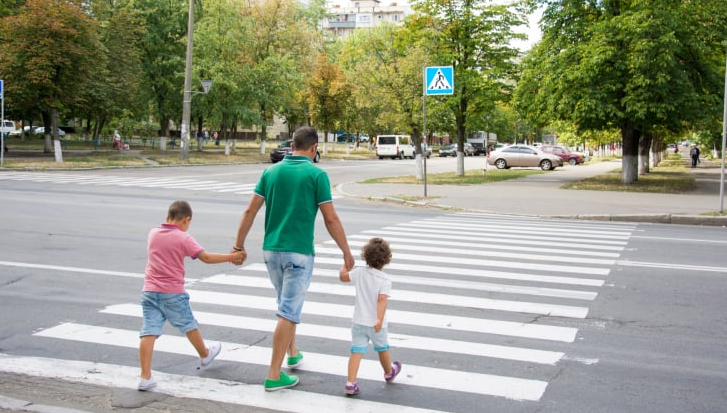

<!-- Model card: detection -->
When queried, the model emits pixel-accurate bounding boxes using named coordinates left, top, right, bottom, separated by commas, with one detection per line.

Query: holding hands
left=230, top=249, right=247, bottom=265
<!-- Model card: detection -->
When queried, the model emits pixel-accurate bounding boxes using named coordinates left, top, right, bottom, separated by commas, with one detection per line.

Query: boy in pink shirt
left=138, top=200, right=246, bottom=391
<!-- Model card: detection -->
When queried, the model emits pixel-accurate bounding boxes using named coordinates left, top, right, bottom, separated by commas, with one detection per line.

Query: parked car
left=270, top=140, right=320, bottom=163
left=1, top=120, right=18, bottom=136
left=412, top=142, right=431, bottom=158
left=487, top=144, right=563, bottom=170
left=540, top=145, right=584, bottom=166
left=469, top=142, right=487, bottom=156
left=439, top=142, right=475, bottom=157
left=33, top=126, right=66, bottom=137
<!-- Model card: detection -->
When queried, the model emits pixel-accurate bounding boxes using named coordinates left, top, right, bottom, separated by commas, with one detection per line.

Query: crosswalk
left=20, top=213, right=636, bottom=412
left=0, top=171, right=257, bottom=195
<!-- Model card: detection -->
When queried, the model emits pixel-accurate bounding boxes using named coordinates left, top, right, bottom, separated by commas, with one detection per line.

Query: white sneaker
left=201, top=341, right=221, bottom=367
left=138, top=377, right=157, bottom=391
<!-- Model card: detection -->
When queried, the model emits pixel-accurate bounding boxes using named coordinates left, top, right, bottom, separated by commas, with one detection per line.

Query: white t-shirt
left=350, top=266, right=392, bottom=327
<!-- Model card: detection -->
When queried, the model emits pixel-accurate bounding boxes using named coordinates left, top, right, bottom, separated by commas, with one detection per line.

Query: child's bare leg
left=378, top=349, right=393, bottom=375
left=347, top=353, right=365, bottom=383
left=139, top=335, right=157, bottom=379
left=185, top=329, right=208, bottom=358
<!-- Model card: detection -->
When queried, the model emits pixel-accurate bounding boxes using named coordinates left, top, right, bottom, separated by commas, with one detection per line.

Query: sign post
left=1, top=79, right=4, bottom=167
left=422, top=66, right=454, bottom=197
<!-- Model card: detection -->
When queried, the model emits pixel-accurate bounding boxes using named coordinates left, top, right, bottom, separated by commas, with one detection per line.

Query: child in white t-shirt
left=339, top=237, right=401, bottom=396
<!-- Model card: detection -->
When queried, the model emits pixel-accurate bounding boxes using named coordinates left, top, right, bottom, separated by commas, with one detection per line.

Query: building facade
left=322, top=0, right=412, bottom=39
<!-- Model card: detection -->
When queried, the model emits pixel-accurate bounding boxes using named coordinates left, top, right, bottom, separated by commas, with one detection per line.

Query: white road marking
left=203, top=273, right=590, bottom=318
left=0, top=353, right=451, bottom=413
left=185, top=290, right=579, bottom=342
left=34, top=324, right=549, bottom=401
left=102, top=303, right=564, bottom=365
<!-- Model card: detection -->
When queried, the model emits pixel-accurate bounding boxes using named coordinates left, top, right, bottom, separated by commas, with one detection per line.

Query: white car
left=34, top=126, right=66, bottom=137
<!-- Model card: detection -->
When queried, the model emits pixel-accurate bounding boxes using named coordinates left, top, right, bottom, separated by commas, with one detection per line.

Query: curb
left=336, top=183, right=727, bottom=227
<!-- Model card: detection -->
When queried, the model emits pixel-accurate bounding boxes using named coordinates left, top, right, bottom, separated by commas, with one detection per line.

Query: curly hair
left=361, top=237, right=392, bottom=270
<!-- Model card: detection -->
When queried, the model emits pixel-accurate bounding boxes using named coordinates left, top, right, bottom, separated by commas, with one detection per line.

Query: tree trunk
left=638, top=133, right=651, bottom=175
left=650, top=135, right=661, bottom=167
left=160, top=118, right=170, bottom=138
left=40, top=111, right=52, bottom=153
left=620, top=120, right=640, bottom=184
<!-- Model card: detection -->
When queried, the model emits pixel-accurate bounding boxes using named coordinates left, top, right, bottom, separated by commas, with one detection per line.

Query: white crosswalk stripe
left=21, top=213, right=637, bottom=411
left=0, top=171, right=257, bottom=195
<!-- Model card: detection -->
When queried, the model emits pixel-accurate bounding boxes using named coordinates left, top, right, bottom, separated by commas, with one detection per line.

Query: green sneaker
left=264, top=371, right=299, bottom=392
left=286, top=350, right=303, bottom=369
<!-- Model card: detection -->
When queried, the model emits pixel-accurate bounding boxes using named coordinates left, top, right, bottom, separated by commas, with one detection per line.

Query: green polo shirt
left=254, top=155, right=332, bottom=255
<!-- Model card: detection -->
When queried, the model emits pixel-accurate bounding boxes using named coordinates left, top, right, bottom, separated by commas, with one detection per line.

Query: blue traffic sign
left=424, top=66, right=454, bottom=95
left=0, top=79, right=3, bottom=99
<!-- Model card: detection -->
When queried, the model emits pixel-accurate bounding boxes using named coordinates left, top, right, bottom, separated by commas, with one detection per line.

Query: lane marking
left=185, top=290, right=579, bottom=342
left=241, top=263, right=599, bottom=301
left=204, top=274, right=590, bottom=318
left=34, top=324, right=549, bottom=401
left=347, top=233, right=624, bottom=255
left=316, top=246, right=610, bottom=276
left=102, top=303, right=564, bottom=365
left=314, top=256, right=605, bottom=287
left=339, top=239, right=618, bottom=264
left=0, top=353, right=451, bottom=413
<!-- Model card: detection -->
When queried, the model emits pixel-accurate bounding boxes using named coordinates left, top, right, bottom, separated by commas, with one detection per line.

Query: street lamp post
left=180, top=0, right=194, bottom=161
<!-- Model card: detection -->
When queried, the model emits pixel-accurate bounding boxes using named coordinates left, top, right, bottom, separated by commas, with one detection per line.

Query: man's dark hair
left=361, top=237, right=392, bottom=270
left=292, top=126, right=318, bottom=151
left=168, top=200, right=192, bottom=221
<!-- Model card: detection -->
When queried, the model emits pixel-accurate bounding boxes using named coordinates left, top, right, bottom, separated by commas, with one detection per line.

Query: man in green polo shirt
left=234, top=125, right=355, bottom=391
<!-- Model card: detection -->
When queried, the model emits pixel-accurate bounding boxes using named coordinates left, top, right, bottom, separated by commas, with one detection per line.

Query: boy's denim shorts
left=263, top=251, right=314, bottom=324
left=350, top=324, right=390, bottom=354
left=140, top=292, right=199, bottom=337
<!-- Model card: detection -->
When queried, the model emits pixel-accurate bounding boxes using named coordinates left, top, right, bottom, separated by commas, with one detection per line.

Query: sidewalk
left=338, top=157, right=727, bottom=226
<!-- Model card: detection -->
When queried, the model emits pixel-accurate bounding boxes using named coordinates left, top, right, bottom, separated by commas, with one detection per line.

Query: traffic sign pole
left=1, top=79, right=5, bottom=167
left=422, top=66, right=454, bottom=197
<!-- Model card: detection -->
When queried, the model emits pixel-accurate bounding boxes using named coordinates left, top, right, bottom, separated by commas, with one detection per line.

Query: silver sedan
left=487, top=145, right=564, bottom=170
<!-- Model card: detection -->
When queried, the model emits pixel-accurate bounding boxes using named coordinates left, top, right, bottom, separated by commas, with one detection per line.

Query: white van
left=376, top=134, right=414, bottom=159
left=0, top=120, right=18, bottom=136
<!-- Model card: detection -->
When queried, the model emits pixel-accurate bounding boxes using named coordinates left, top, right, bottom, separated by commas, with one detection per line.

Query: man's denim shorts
left=350, top=324, right=390, bottom=354
left=263, top=251, right=314, bottom=324
left=140, top=292, right=199, bottom=337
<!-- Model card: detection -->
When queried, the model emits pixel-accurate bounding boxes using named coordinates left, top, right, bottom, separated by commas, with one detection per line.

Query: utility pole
left=180, top=0, right=194, bottom=161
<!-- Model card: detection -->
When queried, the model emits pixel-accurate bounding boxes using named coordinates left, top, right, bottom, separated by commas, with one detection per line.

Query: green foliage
left=515, top=0, right=727, bottom=183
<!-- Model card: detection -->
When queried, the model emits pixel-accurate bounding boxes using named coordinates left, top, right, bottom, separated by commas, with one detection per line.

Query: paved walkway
left=338, top=156, right=727, bottom=226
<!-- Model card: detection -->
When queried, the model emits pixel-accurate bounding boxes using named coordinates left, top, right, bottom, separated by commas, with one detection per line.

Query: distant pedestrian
left=690, top=144, right=700, bottom=168
left=138, top=200, right=246, bottom=391
left=339, top=237, right=401, bottom=396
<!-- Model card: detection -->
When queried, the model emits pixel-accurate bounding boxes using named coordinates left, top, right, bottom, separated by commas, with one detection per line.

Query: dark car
left=540, top=145, right=584, bottom=166
left=270, top=140, right=320, bottom=163
left=470, top=142, right=487, bottom=156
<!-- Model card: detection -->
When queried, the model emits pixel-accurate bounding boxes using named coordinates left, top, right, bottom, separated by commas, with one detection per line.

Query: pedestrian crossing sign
left=424, top=66, right=454, bottom=95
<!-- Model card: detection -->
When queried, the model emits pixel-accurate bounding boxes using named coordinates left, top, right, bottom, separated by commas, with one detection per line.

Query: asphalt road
left=1, top=163, right=726, bottom=413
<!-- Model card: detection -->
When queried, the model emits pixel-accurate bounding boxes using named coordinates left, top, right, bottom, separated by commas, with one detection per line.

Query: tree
left=0, top=0, right=101, bottom=155
left=305, top=52, right=351, bottom=151
left=240, top=0, right=319, bottom=154
left=135, top=0, right=187, bottom=139
left=409, top=0, right=526, bottom=176
left=516, top=0, right=727, bottom=183
left=337, top=24, right=433, bottom=176
left=81, top=0, right=145, bottom=143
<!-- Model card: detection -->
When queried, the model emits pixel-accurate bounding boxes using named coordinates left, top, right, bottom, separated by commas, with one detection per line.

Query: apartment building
left=322, top=0, right=412, bottom=39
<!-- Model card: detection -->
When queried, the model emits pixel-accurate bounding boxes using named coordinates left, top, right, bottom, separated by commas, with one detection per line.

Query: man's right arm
left=319, top=201, right=355, bottom=271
